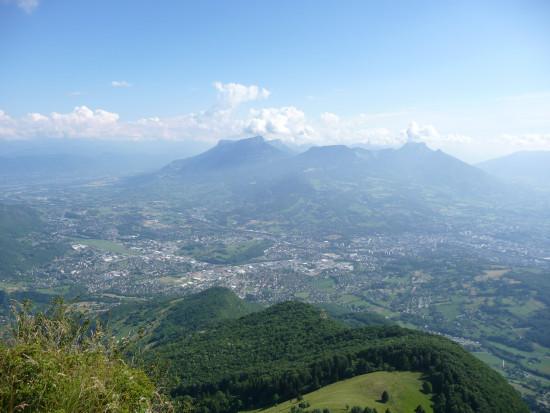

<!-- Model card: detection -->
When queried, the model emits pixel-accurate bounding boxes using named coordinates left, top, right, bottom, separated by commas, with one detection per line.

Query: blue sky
left=1, top=0, right=549, bottom=161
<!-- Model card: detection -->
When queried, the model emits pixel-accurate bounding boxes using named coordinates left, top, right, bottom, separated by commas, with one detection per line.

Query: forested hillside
left=108, top=289, right=529, bottom=413
left=0, top=203, right=65, bottom=278
left=105, top=287, right=261, bottom=345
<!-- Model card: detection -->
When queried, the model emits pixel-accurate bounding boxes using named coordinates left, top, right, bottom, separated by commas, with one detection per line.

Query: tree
left=422, top=381, right=432, bottom=394
left=381, top=390, right=390, bottom=403
left=414, top=405, right=426, bottom=413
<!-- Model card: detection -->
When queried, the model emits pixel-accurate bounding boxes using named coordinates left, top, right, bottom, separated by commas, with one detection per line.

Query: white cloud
left=214, top=81, right=270, bottom=108
left=0, top=110, right=16, bottom=138
left=403, top=121, right=472, bottom=145
left=0, top=110, right=13, bottom=122
left=404, top=121, right=440, bottom=142
left=0, top=105, right=469, bottom=150
left=4, top=0, right=39, bottom=13
left=245, top=107, right=315, bottom=142
left=26, top=112, right=48, bottom=122
left=499, top=133, right=550, bottom=149
left=0, top=106, right=121, bottom=139
left=111, top=80, right=132, bottom=88
left=18, top=0, right=37, bottom=12
left=314, top=112, right=399, bottom=147
left=2, top=81, right=547, bottom=161
left=320, top=112, right=340, bottom=125
left=444, top=133, right=473, bottom=144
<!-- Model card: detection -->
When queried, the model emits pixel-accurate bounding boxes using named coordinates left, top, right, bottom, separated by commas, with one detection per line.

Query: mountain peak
left=161, top=136, right=288, bottom=176
left=217, top=136, right=265, bottom=146
left=302, top=144, right=357, bottom=158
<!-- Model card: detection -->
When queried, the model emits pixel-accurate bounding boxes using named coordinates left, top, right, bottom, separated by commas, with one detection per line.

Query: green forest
left=0, top=288, right=530, bottom=413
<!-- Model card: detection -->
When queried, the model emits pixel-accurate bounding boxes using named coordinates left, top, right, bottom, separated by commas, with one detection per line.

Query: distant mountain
left=292, top=144, right=369, bottom=170
left=150, top=136, right=496, bottom=194
left=375, top=142, right=497, bottom=193
left=267, top=138, right=297, bottom=154
left=121, top=136, right=516, bottom=235
left=478, top=151, right=550, bottom=189
left=0, top=138, right=209, bottom=184
left=289, top=141, right=494, bottom=192
left=160, top=136, right=289, bottom=179
left=121, top=288, right=528, bottom=413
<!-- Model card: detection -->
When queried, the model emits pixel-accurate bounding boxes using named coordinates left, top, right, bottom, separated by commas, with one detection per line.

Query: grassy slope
left=251, top=372, right=432, bottom=413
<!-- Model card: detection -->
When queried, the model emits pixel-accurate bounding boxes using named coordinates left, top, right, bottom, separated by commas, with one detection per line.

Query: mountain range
left=122, top=136, right=539, bottom=236
left=152, top=136, right=496, bottom=193
left=478, top=151, right=550, bottom=190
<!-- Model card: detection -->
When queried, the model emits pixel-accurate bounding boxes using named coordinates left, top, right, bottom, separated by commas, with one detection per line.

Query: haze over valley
left=1, top=1, right=550, bottom=412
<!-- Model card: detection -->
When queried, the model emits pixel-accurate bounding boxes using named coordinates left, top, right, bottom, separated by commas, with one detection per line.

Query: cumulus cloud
left=0, top=82, right=521, bottom=155
left=111, top=80, right=132, bottom=88
left=444, top=133, right=473, bottom=144
left=320, top=112, right=340, bottom=125
left=404, top=121, right=439, bottom=142
left=0, top=110, right=16, bottom=138
left=214, top=82, right=270, bottom=108
left=314, top=112, right=399, bottom=147
left=0, top=104, right=466, bottom=149
left=403, top=121, right=472, bottom=144
left=0, top=106, right=121, bottom=139
left=499, top=133, right=550, bottom=149
left=245, top=107, right=315, bottom=142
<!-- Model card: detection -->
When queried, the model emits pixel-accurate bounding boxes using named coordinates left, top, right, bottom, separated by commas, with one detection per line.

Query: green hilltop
left=105, top=287, right=262, bottom=346
left=108, top=288, right=528, bottom=413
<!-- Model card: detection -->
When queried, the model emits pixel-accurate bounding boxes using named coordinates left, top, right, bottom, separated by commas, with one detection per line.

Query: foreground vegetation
left=0, top=299, right=171, bottom=412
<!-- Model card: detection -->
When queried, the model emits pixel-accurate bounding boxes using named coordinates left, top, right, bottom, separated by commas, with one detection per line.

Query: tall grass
left=0, top=298, right=173, bottom=412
